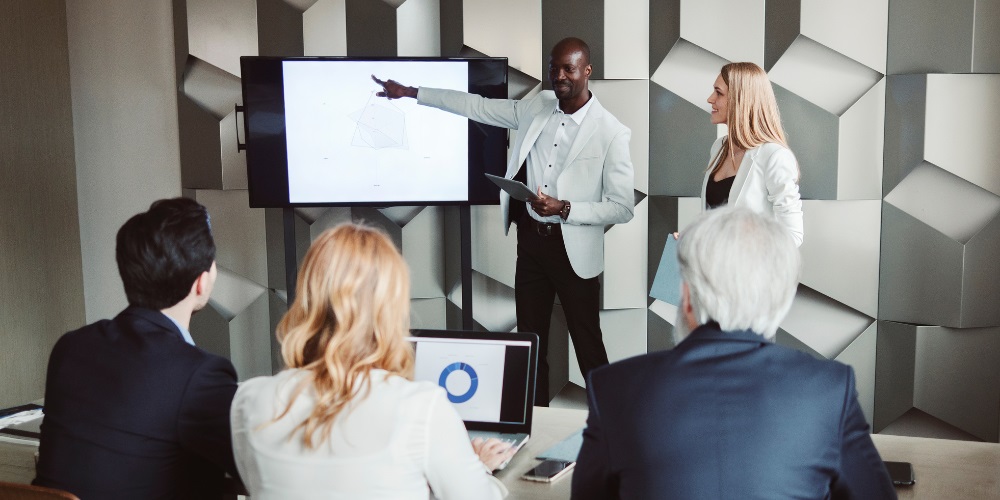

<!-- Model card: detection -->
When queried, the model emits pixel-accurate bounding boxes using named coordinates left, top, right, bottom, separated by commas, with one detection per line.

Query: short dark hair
left=116, top=197, right=216, bottom=310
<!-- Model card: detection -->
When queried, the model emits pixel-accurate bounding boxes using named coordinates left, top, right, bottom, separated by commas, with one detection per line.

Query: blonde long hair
left=711, top=62, right=790, bottom=175
left=273, top=223, right=414, bottom=449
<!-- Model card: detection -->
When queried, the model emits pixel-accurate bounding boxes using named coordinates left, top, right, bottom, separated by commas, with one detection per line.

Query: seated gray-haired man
left=572, top=206, right=896, bottom=500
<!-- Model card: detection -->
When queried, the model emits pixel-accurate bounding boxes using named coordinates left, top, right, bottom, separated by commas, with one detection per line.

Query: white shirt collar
left=164, top=313, right=196, bottom=346
left=553, top=91, right=595, bottom=125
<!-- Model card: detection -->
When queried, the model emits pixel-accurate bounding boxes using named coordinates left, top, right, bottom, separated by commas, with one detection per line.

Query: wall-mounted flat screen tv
left=240, top=56, right=509, bottom=208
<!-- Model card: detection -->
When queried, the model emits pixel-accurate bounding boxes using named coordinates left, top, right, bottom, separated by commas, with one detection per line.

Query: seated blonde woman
left=231, top=224, right=511, bottom=499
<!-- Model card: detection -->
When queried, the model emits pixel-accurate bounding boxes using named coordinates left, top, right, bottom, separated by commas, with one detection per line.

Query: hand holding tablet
left=485, top=173, right=538, bottom=202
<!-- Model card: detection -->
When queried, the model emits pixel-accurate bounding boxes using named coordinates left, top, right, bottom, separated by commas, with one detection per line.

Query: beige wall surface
left=0, top=1, right=85, bottom=407
left=66, top=0, right=183, bottom=322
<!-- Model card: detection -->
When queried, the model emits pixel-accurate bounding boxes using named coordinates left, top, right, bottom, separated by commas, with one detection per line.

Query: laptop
left=408, top=330, right=539, bottom=470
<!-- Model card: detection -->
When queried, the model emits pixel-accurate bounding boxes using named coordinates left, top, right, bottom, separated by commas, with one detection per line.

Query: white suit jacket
left=700, top=136, right=804, bottom=246
left=418, top=88, right=635, bottom=279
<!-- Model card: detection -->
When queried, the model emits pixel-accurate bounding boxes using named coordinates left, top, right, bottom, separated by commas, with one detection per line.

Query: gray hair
left=677, top=206, right=800, bottom=340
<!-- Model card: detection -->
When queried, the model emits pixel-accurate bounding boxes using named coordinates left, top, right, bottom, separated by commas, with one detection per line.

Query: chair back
left=0, top=482, right=79, bottom=500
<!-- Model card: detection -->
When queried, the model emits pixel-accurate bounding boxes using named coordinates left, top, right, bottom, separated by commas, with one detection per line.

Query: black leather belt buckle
left=534, top=220, right=559, bottom=236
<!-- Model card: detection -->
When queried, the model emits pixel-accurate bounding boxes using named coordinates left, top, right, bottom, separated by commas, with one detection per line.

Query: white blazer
left=418, top=88, right=635, bottom=279
left=701, top=136, right=804, bottom=246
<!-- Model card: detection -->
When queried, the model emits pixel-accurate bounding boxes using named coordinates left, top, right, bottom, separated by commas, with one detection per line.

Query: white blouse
left=231, top=369, right=507, bottom=500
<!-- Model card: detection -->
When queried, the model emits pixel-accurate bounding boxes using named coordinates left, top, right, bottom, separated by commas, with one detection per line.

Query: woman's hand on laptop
left=472, top=437, right=515, bottom=472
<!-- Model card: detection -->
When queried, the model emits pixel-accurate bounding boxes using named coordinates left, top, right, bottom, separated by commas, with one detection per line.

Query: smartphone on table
left=521, top=459, right=575, bottom=483
left=884, top=461, right=915, bottom=486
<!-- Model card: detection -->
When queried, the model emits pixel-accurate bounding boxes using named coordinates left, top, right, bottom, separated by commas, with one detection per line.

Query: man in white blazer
left=375, top=38, right=634, bottom=405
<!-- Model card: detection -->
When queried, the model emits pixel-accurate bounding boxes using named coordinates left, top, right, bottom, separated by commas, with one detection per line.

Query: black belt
left=522, top=215, right=562, bottom=237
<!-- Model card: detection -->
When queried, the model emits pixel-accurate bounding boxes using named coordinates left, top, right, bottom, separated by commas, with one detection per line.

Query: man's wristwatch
left=560, top=200, right=571, bottom=220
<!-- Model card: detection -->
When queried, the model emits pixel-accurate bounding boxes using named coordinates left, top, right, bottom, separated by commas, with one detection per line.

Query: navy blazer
left=34, top=307, right=239, bottom=500
left=572, top=323, right=895, bottom=500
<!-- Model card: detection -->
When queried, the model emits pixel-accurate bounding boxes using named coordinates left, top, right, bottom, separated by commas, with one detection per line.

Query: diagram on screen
left=348, top=92, right=409, bottom=150
left=439, top=362, right=479, bottom=403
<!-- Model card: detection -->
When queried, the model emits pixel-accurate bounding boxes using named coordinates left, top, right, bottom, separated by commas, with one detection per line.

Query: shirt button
left=562, top=123, right=565, bottom=126
left=554, top=144, right=558, bottom=147
left=544, top=185, right=548, bottom=187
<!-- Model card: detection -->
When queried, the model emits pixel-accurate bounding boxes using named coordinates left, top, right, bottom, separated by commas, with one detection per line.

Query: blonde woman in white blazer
left=702, top=62, right=803, bottom=246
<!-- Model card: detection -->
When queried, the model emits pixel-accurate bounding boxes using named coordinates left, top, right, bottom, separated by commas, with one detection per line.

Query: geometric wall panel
left=881, top=164, right=1000, bottom=327
left=650, top=38, right=729, bottom=111
left=887, top=0, right=975, bottom=74
left=471, top=205, right=517, bottom=289
left=183, top=57, right=243, bottom=120
left=603, top=198, right=648, bottom=310
left=680, top=0, right=764, bottom=65
left=880, top=209, right=1000, bottom=329
left=647, top=300, right=678, bottom=353
left=303, top=0, right=348, bottom=56
left=191, top=189, right=270, bottom=286
left=778, top=285, right=874, bottom=359
left=769, top=78, right=885, bottom=202
left=590, top=79, right=649, bottom=194
left=543, top=0, right=604, bottom=80
left=874, top=321, right=917, bottom=432
left=345, top=0, right=397, bottom=56
left=603, top=0, right=649, bottom=79
left=799, top=200, right=881, bottom=317
left=228, top=292, right=274, bottom=380
left=412, top=297, right=448, bottom=329
left=179, top=56, right=244, bottom=191
left=772, top=84, right=838, bottom=200
left=924, top=74, right=1000, bottom=197
left=837, top=79, right=885, bottom=200
left=913, top=325, right=1000, bottom=442
left=256, top=0, right=305, bottom=58
left=399, top=206, right=445, bottom=299
left=883, top=74, right=926, bottom=195
left=833, top=322, right=878, bottom=426
left=464, top=0, right=542, bottom=79
left=885, top=163, right=1000, bottom=244
left=570, top=308, right=647, bottom=386
left=192, top=266, right=270, bottom=381
left=647, top=38, right=725, bottom=198
left=876, top=321, right=1000, bottom=442
left=221, top=109, right=248, bottom=189
left=647, top=83, right=718, bottom=196
left=769, top=38, right=884, bottom=200
left=768, top=36, right=882, bottom=117
left=800, top=0, right=888, bottom=73
left=396, top=0, right=441, bottom=57
left=974, top=0, right=1000, bottom=73
left=648, top=0, right=680, bottom=75
left=186, top=0, right=257, bottom=77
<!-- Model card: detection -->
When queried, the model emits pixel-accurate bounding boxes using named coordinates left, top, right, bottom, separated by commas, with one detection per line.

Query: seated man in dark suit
left=34, top=197, right=239, bottom=499
left=572, top=206, right=896, bottom=499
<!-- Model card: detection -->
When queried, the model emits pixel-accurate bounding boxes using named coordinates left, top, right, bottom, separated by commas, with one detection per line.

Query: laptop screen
left=408, top=330, right=538, bottom=434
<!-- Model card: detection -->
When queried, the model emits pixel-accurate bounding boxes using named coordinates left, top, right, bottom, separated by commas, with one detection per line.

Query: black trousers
left=515, top=215, right=609, bottom=406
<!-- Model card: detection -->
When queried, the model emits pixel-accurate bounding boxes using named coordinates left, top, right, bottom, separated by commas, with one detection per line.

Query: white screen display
left=412, top=340, right=506, bottom=423
left=282, top=60, right=470, bottom=204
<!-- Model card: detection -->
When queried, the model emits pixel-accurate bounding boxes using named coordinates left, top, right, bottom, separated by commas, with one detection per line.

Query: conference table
left=498, top=407, right=1000, bottom=499
left=2, top=406, right=998, bottom=498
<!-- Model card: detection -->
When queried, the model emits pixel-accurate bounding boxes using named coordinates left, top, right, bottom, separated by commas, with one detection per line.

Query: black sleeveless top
left=706, top=175, right=736, bottom=208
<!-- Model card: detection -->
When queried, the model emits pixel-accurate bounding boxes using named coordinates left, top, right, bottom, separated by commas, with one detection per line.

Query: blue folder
left=649, top=236, right=682, bottom=306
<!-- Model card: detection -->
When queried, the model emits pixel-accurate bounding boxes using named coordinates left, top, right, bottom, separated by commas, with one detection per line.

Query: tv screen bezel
left=239, top=56, right=510, bottom=209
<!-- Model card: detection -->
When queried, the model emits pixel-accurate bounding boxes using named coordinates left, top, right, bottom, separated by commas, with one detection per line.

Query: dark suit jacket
left=34, top=307, right=239, bottom=500
left=572, top=323, right=896, bottom=500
